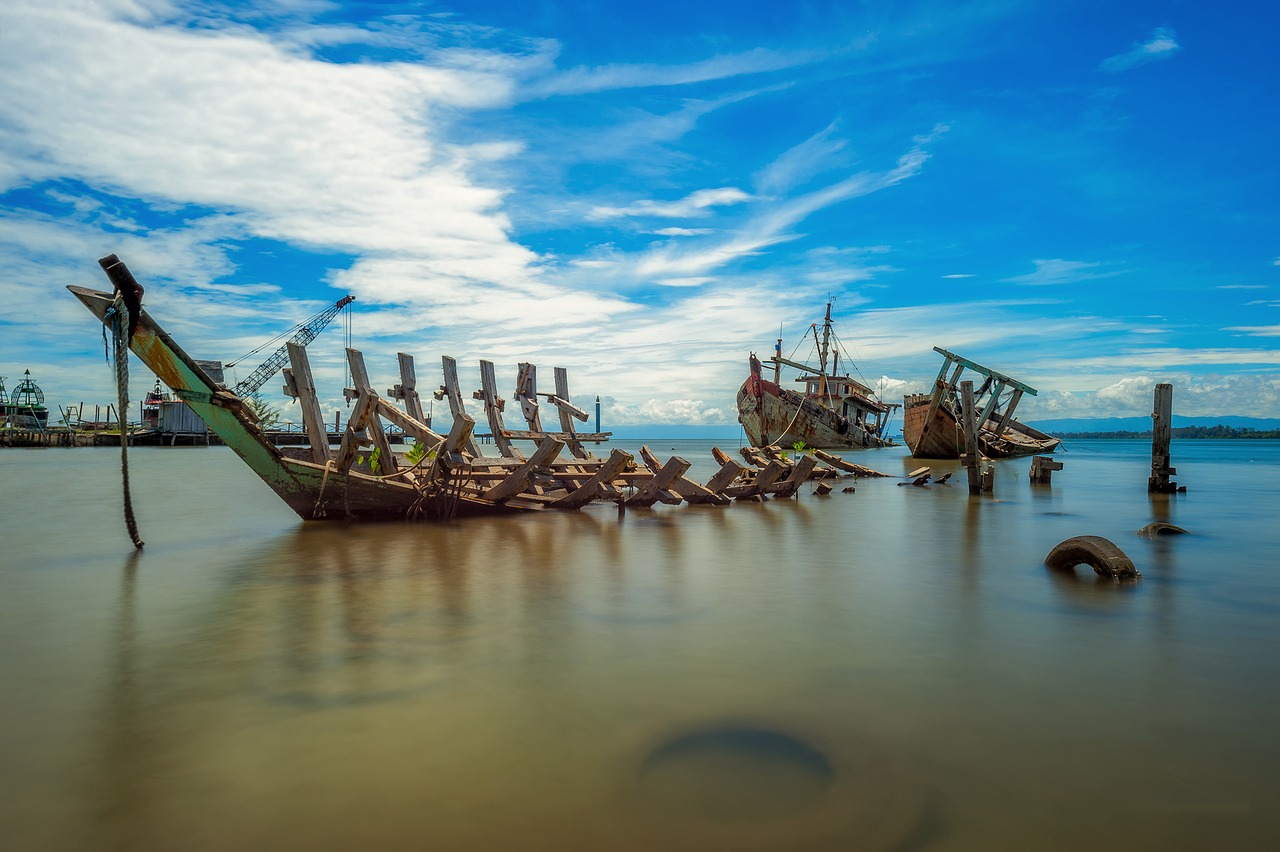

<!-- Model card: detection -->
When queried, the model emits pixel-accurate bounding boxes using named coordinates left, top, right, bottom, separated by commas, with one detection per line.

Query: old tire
left=1138, top=522, right=1188, bottom=537
left=1045, top=535, right=1140, bottom=579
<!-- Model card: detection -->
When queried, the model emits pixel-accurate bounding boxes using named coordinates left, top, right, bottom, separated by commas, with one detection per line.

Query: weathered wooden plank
left=374, top=397, right=442, bottom=446
left=812, top=449, right=889, bottom=477
left=499, top=429, right=611, bottom=442
left=347, top=348, right=397, bottom=475
left=443, top=412, right=475, bottom=457
left=287, top=342, right=330, bottom=465
left=393, top=353, right=427, bottom=424
left=961, top=380, right=982, bottom=494
left=772, top=454, right=818, bottom=498
left=514, top=362, right=543, bottom=432
left=625, top=456, right=690, bottom=507
left=440, top=355, right=481, bottom=456
left=993, top=387, right=1025, bottom=436
left=477, top=359, right=519, bottom=459
left=705, top=458, right=747, bottom=492
left=333, top=390, right=375, bottom=473
left=482, top=438, right=564, bottom=502
left=639, top=445, right=728, bottom=505
left=725, top=459, right=787, bottom=498
left=552, top=366, right=589, bottom=460
left=547, top=448, right=633, bottom=508
left=1149, top=383, right=1177, bottom=493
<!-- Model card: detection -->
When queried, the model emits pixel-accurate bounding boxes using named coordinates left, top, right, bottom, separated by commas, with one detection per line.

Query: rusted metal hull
left=736, top=372, right=892, bottom=450
left=902, top=393, right=1060, bottom=459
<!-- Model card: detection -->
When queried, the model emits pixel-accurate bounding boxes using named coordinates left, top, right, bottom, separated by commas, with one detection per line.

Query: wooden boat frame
left=71, top=259, right=879, bottom=522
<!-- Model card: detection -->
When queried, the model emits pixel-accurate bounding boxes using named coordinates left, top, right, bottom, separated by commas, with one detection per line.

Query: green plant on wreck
left=357, top=446, right=382, bottom=474
left=404, top=440, right=435, bottom=466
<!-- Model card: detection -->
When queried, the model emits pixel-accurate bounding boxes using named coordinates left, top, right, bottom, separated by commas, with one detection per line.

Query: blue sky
left=2, top=0, right=1278, bottom=429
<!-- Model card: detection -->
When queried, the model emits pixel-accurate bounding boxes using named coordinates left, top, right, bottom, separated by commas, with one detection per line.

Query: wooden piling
left=960, top=380, right=982, bottom=494
left=1148, top=383, right=1178, bottom=493
left=1029, top=455, right=1063, bottom=484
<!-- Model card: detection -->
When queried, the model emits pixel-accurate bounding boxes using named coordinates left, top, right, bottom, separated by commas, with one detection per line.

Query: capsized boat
left=736, top=303, right=896, bottom=450
left=902, top=347, right=1060, bottom=459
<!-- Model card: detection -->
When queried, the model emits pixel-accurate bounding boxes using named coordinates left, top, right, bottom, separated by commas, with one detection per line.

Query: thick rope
left=105, top=295, right=144, bottom=550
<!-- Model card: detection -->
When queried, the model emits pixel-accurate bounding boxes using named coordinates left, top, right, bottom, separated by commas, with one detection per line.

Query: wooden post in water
left=1148, top=383, right=1178, bottom=493
left=960, top=380, right=982, bottom=494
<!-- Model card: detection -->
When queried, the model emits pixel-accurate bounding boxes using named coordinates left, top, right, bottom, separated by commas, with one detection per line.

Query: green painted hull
left=69, top=286, right=492, bottom=521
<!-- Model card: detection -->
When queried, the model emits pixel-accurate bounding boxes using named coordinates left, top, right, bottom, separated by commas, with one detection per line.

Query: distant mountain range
left=1023, top=415, right=1280, bottom=434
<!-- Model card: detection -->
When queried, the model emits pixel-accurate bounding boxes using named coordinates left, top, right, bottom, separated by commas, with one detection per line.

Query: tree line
left=1052, top=425, right=1280, bottom=440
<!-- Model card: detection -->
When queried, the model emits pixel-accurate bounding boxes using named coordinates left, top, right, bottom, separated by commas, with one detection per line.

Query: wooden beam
left=482, top=438, right=564, bottom=502
left=547, top=448, right=633, bottom=508
left=553, top=366, right=589, bottom=460
left=440, top=356, right=482, bottom=456
left=333, top=390, right=375, bottom=473
left=625, top=456, right=690, bottom=507
left=725, top=459, right=788, bottom=499
left=514, top=362, right=543, bottom=432
left=287, top=342, right=330, bottom=465
left=477, top=359, right=519, bottom=459
left=772, top=454, right=818, bottom=498
left=374, top=397, right=443, bottom=445
left=395, top=353, right=426, bottom=424
left=639, top=446, right=728, bottom=505
left=347, top=348, right=397, bottom=475
left=993, top=387, right=1025, bottom=436
left=960, top=379, right=982, bottom=495
left=704, top=458, right=747, bottom=492
left=1148, top=383, right=1177, bottom=493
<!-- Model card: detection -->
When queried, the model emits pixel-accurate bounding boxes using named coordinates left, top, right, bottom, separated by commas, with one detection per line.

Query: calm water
left=2, top=439, right=1279, bottom=851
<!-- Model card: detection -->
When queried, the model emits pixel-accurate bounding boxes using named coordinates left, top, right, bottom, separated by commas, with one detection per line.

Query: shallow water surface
left=2, top=440, right=1279, bottom=850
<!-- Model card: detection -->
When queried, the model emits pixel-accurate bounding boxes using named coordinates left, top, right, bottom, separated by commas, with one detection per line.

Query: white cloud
left=1003, top=258, right=1121, bottom=286
left=523, top=47, right=817, bottom=98
left=1100, top=27, right=1181, bottom=73
left=754, top=121, right=849, bottom=195
left=589, top=187, right=753, bottom=220
left=1225, top=325, right=1280, bottom=337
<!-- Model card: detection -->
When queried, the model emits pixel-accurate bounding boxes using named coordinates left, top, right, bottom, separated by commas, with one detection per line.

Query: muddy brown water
left=3, top=439, right=1279, bottom=850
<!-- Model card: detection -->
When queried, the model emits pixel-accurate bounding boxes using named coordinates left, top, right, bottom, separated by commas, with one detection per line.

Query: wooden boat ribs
left=70, top=258, right=886, bottom=523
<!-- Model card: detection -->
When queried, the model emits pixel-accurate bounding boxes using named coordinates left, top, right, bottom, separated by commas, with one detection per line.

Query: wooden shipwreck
left=902, top=347, right=1060, bottom=460
left=736, top=302, right=896, bottom=450
left=71, top=258, right=877, bottom=522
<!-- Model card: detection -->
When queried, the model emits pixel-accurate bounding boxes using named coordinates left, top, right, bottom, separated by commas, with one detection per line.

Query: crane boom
left=232, top=295, right=355, bottom=396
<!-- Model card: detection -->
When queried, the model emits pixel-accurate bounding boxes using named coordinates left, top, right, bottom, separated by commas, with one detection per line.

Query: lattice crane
left=230, top=295, right=354, bottom=396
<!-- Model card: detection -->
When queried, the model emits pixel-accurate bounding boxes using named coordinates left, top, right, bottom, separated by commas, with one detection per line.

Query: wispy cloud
left=754, top=121, right=849, bottom=195
left=1225, top=325, right=1280, bottom=337
left=1218, top=284, right=1266, bottom=289
left=1100, top=27, right=1180, bottom=73
left=523, top=47, right=819, bottom=98
left=588, top=187, right=753, bottom=220
left=1003, top=258, right=1121, bottom=286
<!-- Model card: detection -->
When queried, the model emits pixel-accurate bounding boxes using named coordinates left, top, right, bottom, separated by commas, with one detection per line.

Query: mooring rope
left=104, top=294, right=144, bottom=550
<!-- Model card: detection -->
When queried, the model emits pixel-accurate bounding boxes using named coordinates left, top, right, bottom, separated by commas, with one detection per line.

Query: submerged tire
left=1138, top=522, right=1188, bottom=537
left=1045, top=535, right=1140, bottom=579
